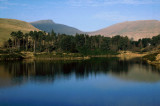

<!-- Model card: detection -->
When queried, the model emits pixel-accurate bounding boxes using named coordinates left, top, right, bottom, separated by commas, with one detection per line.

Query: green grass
left=34, top=49, right=119, bottom=59
left=34, top=53, right=84, bottom=58
left=79, top=49, right=118, bottom=56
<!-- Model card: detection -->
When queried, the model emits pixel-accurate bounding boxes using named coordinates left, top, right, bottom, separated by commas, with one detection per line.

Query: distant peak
left=30, top=19, right=55, bottom=24
left=43, top=20, right=54, bottom=23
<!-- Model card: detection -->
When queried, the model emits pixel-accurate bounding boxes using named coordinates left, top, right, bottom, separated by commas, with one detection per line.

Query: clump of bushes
left=143, top=53, right=159, bottom=61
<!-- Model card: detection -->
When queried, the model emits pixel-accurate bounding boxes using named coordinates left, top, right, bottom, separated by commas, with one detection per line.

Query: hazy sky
left=0, top=0, right=160, bottom=31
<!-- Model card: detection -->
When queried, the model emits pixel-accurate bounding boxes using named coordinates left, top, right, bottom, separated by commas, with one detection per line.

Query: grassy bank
left=34, top=53, right=90, bottom=60
left=0, top=49, right=148, bottom=61
left=0, top=51, right=117, bottom=61
left=143, top=53, right=159, bottom=62
left=142, top=53, right=160, bottom=65
left=0, top=53, right=24, bottom=60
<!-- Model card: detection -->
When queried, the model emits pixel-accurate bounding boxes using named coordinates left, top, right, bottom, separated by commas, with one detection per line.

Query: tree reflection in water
left=0, top=57, right=160, bottom=87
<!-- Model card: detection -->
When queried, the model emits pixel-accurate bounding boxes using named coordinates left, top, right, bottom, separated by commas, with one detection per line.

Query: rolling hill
left=30, top=20, right=83, bottom=35
left=0, top=18, right=39, bottom=46
left=1, top=18, right=160, bottom=47
left=89, top=20, right=160, bottom=40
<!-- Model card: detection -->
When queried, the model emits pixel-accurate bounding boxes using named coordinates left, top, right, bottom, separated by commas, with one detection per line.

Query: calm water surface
left=0, top=57, right=160, bottom=106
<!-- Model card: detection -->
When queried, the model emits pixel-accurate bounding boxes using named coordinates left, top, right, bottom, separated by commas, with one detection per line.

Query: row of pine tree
left=4, top=30, right=160, bottom=55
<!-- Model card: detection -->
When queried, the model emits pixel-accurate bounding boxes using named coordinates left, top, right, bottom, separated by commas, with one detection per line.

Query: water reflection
left=0, top=57, right=160, bottom=88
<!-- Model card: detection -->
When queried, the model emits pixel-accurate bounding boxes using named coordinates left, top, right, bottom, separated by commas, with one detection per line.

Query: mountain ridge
left=30, top=20, right=83, bottom=35
left=30, top=20, right=55, bottom=24
left=89, top=20, right=160, bottom=40
left=1, top=18, right=160, bottom=46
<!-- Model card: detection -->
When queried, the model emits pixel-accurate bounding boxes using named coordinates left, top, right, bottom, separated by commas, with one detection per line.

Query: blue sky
left=0, top=0, right=160, bottom=31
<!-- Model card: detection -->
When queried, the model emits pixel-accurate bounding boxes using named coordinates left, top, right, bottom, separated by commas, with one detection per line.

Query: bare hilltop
left=89, top=20, right=160, bottom=40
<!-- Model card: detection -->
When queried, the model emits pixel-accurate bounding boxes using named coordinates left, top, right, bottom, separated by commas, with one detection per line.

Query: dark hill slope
left=30, top=20, right=83, bottom=35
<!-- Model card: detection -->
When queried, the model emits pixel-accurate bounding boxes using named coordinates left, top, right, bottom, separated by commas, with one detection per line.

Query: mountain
left=89, top=20, right=160, bottom=40
left=30, top=20, right=83, bottom=35
left=0, top=18, right=39, bottom=46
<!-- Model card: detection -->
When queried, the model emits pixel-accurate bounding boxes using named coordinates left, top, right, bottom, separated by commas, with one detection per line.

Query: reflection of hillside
left=0, top=58, right=160, bottom=88
left=0, top=65, right=26, bottom=88
left=111, top=59, right=160, bottom=82
left=0, top=66, right=13, bottom=87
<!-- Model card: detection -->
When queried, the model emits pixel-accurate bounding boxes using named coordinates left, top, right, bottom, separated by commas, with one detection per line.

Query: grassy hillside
left=90, top=20, right=160, bottom=40
left=0, top=18, right=39, bottom=46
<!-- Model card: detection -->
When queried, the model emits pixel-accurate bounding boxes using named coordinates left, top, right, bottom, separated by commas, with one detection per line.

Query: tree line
left=4, top=30, right=160, bottom=55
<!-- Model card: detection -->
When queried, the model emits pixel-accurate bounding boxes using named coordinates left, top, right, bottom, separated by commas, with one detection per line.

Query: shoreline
left=0, top=51, right=149, bottom=61
left=143, top=53, right=160, bottom=65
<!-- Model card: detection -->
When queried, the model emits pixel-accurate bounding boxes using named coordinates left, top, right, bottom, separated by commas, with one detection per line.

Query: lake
left=0, top=57, right=160, bottom=106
